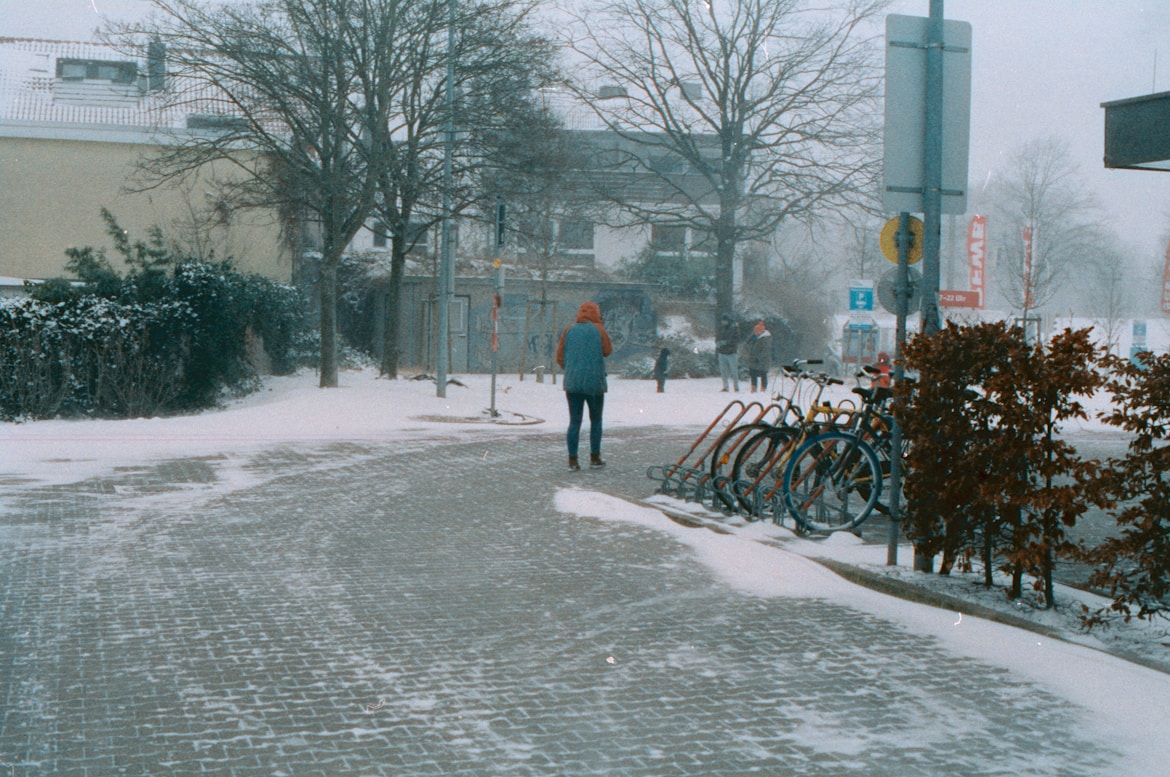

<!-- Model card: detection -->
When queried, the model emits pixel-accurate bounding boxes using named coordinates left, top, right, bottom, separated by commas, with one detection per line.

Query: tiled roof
left=0, top=37, right=201, bottom=130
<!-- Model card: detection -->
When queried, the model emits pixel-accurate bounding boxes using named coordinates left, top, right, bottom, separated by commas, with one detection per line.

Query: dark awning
left=1102, top=91, right=1170, bottom=171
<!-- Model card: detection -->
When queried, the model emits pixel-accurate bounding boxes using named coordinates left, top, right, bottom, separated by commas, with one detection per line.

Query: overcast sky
left=5, top=0, right=1170, bottom=264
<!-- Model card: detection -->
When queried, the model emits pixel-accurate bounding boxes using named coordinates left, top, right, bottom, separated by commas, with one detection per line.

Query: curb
left=645, top=501, right=1170, bottom=677
left=811, top=557, right=1170, bottom=677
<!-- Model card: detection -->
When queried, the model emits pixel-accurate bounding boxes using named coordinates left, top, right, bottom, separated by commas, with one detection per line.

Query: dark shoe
left=568, top=456, right=580, bottom=471
left=590, top=454, right=605, bottom=468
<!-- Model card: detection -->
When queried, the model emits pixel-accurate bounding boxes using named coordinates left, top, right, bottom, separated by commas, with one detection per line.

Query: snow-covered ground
left=2, top=368, right=1169, bottom=774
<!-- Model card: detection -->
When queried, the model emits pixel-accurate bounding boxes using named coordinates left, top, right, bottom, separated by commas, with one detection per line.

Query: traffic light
left=495, top=199, right=506, bottom=251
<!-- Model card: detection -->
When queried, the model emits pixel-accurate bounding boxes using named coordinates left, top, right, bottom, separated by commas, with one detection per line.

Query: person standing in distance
left=745, top=320, right=772, bottom=393
left=556, top=301, right=613, bottom=471
left=716, top=313, right=740, bottom=392
left=653, top=347, right=670, bottom=393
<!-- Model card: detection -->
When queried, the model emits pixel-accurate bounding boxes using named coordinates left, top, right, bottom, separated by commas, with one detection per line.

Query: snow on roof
left=0, top=37, right=202, bottom=131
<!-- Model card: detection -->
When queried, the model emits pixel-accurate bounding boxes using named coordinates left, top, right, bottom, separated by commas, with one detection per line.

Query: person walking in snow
left=556, top=301, right=613, bottom=471
left=745, top=320, right=773, bottom=393
left=652, top=347, right=670, bottom=393
left=716, top=313, right=740, bottom=392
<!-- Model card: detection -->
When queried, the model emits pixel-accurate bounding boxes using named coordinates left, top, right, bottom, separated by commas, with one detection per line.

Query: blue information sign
left=850, top=288, right=874, bottom=312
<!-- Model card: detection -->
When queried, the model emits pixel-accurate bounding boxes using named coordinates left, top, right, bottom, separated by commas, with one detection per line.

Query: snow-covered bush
left=0, top=295, right=193, bottom=419
left=0, top=217, right=307, bottom=420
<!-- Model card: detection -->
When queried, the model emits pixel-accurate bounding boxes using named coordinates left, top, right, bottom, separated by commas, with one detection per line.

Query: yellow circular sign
left=879, top=216, right=924, bottom=265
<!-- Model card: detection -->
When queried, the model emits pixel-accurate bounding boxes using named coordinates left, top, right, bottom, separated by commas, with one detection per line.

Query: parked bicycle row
left=647, top=359, right=905, bottom=534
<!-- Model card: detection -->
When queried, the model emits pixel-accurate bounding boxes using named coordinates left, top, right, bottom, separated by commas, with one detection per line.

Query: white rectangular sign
left=883, top=14, right=972, bottom=215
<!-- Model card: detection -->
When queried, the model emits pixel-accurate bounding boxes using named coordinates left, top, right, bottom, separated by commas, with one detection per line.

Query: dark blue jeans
left=566, top=392, right=604, bottom=457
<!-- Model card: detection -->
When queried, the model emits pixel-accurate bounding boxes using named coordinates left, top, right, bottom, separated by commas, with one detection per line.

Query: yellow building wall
left=0, top=135, right=290, bottom=282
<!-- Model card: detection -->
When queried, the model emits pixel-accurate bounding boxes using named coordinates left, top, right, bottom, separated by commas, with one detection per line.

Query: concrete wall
left=381, top=275, right=659, bottom=375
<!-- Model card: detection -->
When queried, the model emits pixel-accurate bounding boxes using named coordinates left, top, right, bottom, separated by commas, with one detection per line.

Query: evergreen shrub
left=0, top=215, right=307, bottom=420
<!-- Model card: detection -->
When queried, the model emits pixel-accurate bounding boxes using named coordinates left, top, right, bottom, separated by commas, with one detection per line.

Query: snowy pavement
left=1, top=371, right=1168, bottom=775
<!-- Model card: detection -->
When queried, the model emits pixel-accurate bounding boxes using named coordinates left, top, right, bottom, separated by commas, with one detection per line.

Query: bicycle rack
left=648, top=365, right=896, bottom=534
left=647, top=399, right=784, bottom=498
left=648, top=399, right=795, bottom=522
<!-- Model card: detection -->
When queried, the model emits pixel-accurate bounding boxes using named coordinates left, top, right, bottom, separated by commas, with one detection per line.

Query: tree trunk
left=318, top=250, right=339, bottom=388
left=714, top=177, right=738, bottom=322
left=1008, top=504, right=1024, bottom=599
left=715, top=228, right=735, bottom=322
left=1043, top=546, right=1056, bottom=609
left=380, top=237, right=407, bottom=378
left=939, top=544, right=955, bottom=575
left=983, top=522, right=994, bottom=587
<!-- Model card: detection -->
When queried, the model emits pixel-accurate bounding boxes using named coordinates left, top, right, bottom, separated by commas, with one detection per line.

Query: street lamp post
left=436, top=0, right=456, bottom=397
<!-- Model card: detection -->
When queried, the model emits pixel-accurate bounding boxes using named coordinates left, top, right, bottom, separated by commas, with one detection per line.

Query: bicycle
left=705, top=361, right=820, bottom=511
left=728, top=369, right=848, bottom=520
left=781, top=429, right=883, bottom=533
left=780, top=366, right=902, bottom=532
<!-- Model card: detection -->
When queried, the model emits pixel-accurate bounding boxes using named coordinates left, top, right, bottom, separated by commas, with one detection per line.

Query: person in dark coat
left=745, top=320, right=773, bottom=393
left=653, top=347, right=670, bottom=393
left=556, top=301, right=614, bottom=470
left=716, top=314, right=740, bottom=392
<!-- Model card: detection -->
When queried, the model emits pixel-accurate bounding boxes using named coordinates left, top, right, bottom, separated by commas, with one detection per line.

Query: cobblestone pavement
left=0, top=427, right=1118, bottom=776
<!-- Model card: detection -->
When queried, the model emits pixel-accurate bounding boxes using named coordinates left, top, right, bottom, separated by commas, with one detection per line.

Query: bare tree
left=117, top=0, right=551, bottom=382
left=563, top=0, right=885, bottom=324
left=989, top=136, right=1105, bottom=323
left=831, top=203, right=886, bottom=282
left=1082, top=239, right=1135, bottom=356
left=118, top=0, right=386, bottom=387
left=364, top=0, right=557, bottom=377
left=482, top=106, right=602, bottom=280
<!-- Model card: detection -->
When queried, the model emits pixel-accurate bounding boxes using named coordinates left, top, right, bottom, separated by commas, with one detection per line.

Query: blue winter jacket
left=556, top=301, right=613, bottom=395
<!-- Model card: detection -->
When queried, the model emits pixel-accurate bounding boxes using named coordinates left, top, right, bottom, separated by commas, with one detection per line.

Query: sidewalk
left=0, top=428, right=1124, bottom=775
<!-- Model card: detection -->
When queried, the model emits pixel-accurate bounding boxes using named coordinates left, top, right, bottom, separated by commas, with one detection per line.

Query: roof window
left=56, top=58, right=138, bottom=84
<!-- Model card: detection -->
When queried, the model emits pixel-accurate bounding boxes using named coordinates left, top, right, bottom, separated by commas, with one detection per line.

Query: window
left=58, top=62, right=88, bottom=80
left=651, top=224, right=686, bottom=255
left=406, top=222, right=430, bottom=251
left=648, top=155, right=681, bottom=174
left=372, top=222, right=389, bottom=249
left=690, top=229, right=715, bottom=255
left=56, top=58, right=137, bottom=84
left=559, top=219, right=594, bottom=251
left=186, top=114, right=249, bottom=132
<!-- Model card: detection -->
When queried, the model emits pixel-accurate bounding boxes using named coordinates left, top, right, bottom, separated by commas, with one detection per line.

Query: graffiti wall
left=404, top=277, right=657, bottom=374
left=594, top=287, right=657, bottom=361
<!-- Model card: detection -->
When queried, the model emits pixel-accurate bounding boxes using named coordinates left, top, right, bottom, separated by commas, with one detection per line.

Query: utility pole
left=920, top=0, right=944, bottom=336
left=435, top=0, right=456, bottom=398
left=888, top=212, right=912, bottom=567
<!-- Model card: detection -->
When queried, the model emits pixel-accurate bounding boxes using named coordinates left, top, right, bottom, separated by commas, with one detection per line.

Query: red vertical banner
left=1162, top=239, right=1170, bottom=314
left=967, top=215, right=986, bottom=308
left=1022, top=226, right=1035, bottom=310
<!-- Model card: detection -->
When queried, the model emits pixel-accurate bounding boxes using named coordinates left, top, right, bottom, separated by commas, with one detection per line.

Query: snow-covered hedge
left=0, top=263, right=306, bottom=421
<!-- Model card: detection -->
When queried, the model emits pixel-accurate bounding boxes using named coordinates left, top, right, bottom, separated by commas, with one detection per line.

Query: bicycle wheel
left=708, top=422, right=777, bottom=509
left=731, top=427, right=796, bottom=512
left=782, top=431, right=882, bottom=533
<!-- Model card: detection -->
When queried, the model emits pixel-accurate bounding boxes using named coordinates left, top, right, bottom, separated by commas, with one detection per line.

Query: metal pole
left=920, top=0, right=944, bottom=336
left=888, top=212, right=911, bottom=566
left=489, top=200, right=505, bottom=414
left=435, top=0, right=456, bottom=398
left=489, top=261, right=502, bottom=417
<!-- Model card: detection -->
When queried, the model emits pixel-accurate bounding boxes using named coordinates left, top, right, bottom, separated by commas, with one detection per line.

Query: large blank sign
left=1102, top=91, right=1170, bottom=171
left=883, top=14, right=972, bottom=214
